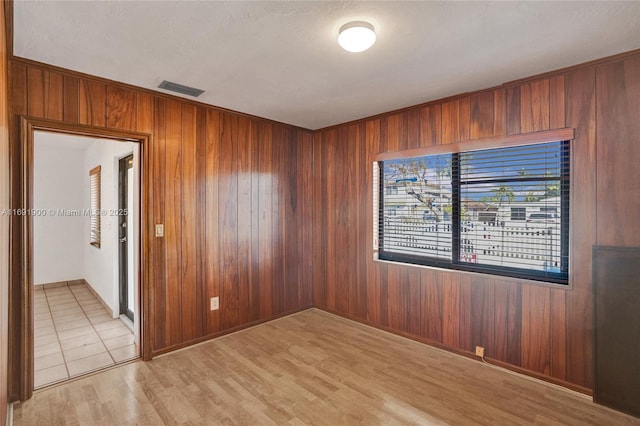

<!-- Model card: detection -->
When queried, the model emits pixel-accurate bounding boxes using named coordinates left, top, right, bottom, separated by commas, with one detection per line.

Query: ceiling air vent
left=158, top=80, right=204, bottom=97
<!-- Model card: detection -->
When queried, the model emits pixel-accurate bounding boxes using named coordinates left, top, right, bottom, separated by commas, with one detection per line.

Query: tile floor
left=34, top=281, right=138, bottom=389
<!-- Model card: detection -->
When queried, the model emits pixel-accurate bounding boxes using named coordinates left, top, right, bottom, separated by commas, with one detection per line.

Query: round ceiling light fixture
left=338, top=21, right=376, bottom=53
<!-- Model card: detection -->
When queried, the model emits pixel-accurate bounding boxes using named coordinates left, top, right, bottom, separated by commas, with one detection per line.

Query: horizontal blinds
left=378, top=140, right=569, bottom=283
left=460, top=142, right=564, bottom=182
left=379, top=154, right=452, bottom=262
left=457, top=141, right=569, bottom=279
left=90, top=165, right=101, bottom=248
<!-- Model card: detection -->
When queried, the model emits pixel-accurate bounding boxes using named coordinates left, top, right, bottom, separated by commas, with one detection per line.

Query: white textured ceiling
left=13, top=1, right=640, bottom=130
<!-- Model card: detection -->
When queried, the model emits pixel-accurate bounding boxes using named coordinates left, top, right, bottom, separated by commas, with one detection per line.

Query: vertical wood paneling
left=10, top=62, right=27, bottom=117
left=406, top=267, right=422, bottom=336
left=420, top=270, right=442, bottom=343
left=27, top=67, right=64, bottom=120
left=353, top=123, right=367, bottom=319
left=135, top=93, right=153, bottom=134
left=407, top=109, right=420, bottom=149
left=458, top=275, right=472, bottom=352
left=106, top=85, right=136, bottom=131
left=470, top=279, right=495, bottom=356
left=521, top=285, right=551, bottom=375
left=470, top=91, right=494, bottom=139
left=62, top=75, right=79, bottom=123
left=419, top=104, right=441, bottom=146
left=493, top=282, right=522, bottom=363
left=441, top=273, right=461, bottom=348
left=236, top=116, right=251, bottom=323
left=219, top=113, right=239, bottom=329
left=596, top=56, right=640, bottom=246
left=152, top=98, right=167, bottom=349
left=205, top=110, right=221, bottom=334
left=333, top=126, right=349, bottom=313
left=180, top=104, right=197, bottom=340
left=45, top=72, right=63, bottom=121
left=324, top=130, right=337, bottom=312
left=458, top=97, right=471, bottom=141
left=288, top=127, right=304, bottom=311
left=506, top=86, right=521, bottom=135
left=550, top=288, right=567, bottom=380
left=271, top=125, right=285, bottom=315
left=8, top=59, right=316, bottom=392
left=365, top=119, right=381, bottom=324
left=195, top=107, right=207, bottom=334
left=566, top=290, right=593, bottom=388
left=79, top=79, right=105, bottom=127
left=298, top=130, right=314, bottom=308
left=441, top=101, right=460, bottom=144
left=492, top=88, right=507, bottom=137
left=345, top=125, right=358, bottom=317
left=283, top=125, right=300, bottom=313
left=26, top=67, right=44, bottom=118
left=520, top=79, right=550, bottom=132
left=549, top=76, right=565, bottom=129
left=312, top=127, right=325, bottom=309
left=164, top=100, right=183, bottom=345
left=441, top=97, right=471, bottom=143
left=248, top=123, right=261, bottom=322
left=259, top=122, right=274, bottom=319
left=565, top=65, right=597, bottom=388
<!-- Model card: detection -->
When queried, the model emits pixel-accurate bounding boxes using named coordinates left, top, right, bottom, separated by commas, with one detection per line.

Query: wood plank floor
left=13, top=309, right=640, bottom=425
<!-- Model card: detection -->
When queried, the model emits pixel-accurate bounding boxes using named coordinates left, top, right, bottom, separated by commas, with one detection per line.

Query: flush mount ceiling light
left=338, top=21, right=376, bottom=53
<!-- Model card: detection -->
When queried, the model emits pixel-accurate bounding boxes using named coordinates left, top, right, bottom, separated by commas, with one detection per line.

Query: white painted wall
left=32, top=131, right=140, bottom=332
left=83, top=140, right=138, bottom=318
left=33, top=139, right=86, bottom=284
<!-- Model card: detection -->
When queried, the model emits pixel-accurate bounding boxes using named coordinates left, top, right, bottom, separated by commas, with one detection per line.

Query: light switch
left=155, top=224, right=164, bottom=237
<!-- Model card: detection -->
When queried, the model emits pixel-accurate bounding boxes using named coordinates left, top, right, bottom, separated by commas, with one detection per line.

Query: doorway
left=9, top=118, right=150, bottom=401
left=32, top=132, right=141, bottom=389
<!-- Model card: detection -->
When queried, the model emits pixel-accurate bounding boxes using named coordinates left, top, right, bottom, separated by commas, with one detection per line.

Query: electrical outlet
left=210, top=296, right=219, bottom=311
left=475, top=346, right=485, bottom=358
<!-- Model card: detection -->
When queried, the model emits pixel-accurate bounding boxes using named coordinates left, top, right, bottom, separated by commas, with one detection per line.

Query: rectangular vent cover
left=158, top=80, right=205, bottom=97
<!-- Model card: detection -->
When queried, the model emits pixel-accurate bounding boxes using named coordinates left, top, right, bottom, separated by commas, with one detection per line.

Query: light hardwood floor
left=13, top=309, right=640, bottom=425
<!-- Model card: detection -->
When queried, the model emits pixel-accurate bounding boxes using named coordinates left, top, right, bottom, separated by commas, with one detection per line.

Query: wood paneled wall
left=6, top=36, right=639, bottom=399
left=1, top=1, right=10, bottom=422
left=7, top=58, right=314, bottom=392
left=312, top=51, right=640, bottom=391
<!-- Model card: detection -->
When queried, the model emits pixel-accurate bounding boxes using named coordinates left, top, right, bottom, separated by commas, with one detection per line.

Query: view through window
left=378, top=140, right=569, bottom=284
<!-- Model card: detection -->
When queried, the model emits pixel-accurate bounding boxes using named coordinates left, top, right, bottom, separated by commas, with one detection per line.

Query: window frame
left=373, top=128, right=573, bottom=286
left=89, top=165, right=101, bottom=248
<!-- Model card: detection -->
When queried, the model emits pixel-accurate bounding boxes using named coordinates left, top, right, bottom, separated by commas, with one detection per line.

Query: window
left=89, top=165, right=101, bottom=248
left=377, top=138, right=570, bottom=284
left=510, top=207, right=526, bottom=221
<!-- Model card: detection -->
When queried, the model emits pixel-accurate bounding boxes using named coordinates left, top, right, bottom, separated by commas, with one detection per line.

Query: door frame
left=118, top=153, right=134, bottom=322
left=10, top=116, right=152, bottom=401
